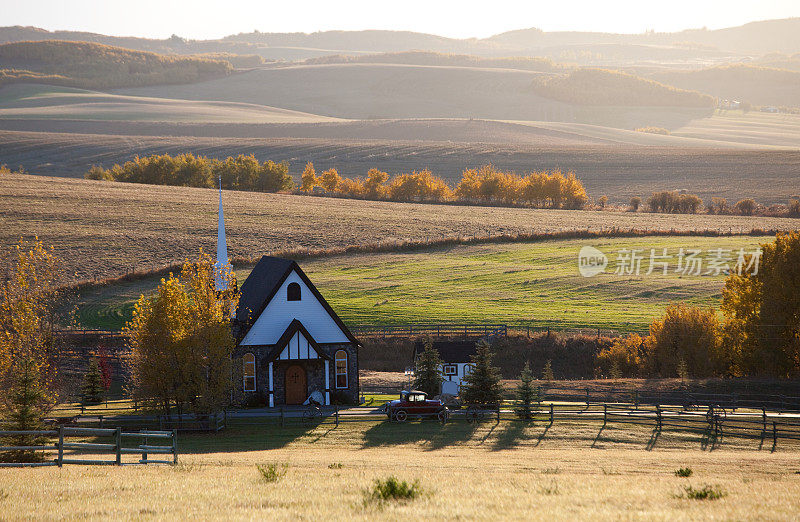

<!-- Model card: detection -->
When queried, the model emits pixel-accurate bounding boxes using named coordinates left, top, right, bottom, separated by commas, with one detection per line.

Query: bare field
left=1, top=129, right=799, bottom=204
left=1, top=419, right=800, bottom=520
left=1, top=173, right=797, bottom=282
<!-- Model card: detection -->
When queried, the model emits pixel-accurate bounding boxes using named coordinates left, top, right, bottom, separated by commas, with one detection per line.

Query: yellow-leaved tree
left=301, top=161, right=318, bottom=192
left=124, top=252, right=238, bottom=415
left=0, top=239, right=62, bottom=462
left=722, top=232, right=800, bottom=377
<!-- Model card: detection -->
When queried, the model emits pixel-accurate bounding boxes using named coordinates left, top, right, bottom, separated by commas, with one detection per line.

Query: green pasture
left=70, top=235, right=767, bottom=332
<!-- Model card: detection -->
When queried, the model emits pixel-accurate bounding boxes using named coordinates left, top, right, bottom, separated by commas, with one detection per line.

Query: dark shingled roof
left=414, top=340, right=478, bottom=364
left=233, top=256, right=359, bottom=346
left=235, top=256, right=294, bottom=325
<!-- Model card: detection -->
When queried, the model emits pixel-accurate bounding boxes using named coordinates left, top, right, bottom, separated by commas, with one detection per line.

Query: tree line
left=301, top=162, right=589, bottom=209
left=86, top=153, right=293, bottom=192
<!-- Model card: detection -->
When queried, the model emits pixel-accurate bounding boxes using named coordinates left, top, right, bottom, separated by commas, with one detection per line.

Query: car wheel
left=437, top=409, right=448, bottom=423
left=394, top=410, right=408, bottom=422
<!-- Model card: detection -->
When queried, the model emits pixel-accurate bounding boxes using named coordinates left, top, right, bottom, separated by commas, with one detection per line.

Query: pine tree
left=413, top=339, right=444, bottom=397
left=1, top=356, right=48, bottom=463
left=81, top=358, right=104, bottom=404
left=461, top=340, right=503, bottom=406
left=542, top=359, right=555, bottom=381
left=515, top=362, right=539, bottom=420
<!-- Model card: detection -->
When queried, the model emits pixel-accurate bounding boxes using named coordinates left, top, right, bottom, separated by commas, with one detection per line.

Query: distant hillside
left=755, top=53, right=800, bottom=71
left=0, top=40, right=231, bottom=89
left=303, top=51, right=566, bottom=72
left=530, top=69, right=715, bottom=107
left=490, top=18, right=800, bottom=55
left=651, top=64, right=800, bottom=107
left=2, top=18, right=800, bottom=63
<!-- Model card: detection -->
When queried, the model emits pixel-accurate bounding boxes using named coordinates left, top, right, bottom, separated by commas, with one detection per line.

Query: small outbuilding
left=413, top=340, right=476, bottom=394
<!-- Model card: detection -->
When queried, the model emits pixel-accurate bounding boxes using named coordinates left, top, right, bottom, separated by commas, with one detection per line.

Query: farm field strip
left=74, top=236, right=767, bottom=331
left=1, top=419, right=799, bottom=520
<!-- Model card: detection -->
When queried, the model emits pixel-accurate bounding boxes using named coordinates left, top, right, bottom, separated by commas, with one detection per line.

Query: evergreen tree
left=1, top=356, right=48, bottom=463
left=412, top=339, right=444, bottom=397
left=515, top=362, right=539, bottom=419
left=81, top=358, right=104, bottom=404
left=461, top=340, right=503, bottom=406
left=542, top=359, right=555, bottom=381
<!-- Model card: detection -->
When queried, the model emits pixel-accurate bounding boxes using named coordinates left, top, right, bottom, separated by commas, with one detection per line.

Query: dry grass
left=1, top=420, right=799, bottom=520
left=2, top=173, right=798, bottom=282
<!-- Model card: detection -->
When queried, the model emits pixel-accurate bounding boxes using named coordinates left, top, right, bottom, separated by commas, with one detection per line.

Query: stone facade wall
left=237, top=342, right=359, bottom=406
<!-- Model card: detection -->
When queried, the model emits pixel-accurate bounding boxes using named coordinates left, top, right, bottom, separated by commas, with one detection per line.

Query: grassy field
left=74, top=235, right=767, bottom=331
left=2, top=173, right=797, bottom=283
left=1, top=418, right=799, bottom=520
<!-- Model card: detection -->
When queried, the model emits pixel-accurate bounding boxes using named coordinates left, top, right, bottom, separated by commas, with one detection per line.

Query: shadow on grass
left=178, top=419, right=319, bottom=454
left=362, top=419, right=478, bottom=451
left=491, top=420, right=529, bottom=451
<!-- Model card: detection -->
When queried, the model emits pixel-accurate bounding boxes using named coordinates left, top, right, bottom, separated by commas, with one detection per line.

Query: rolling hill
left=0, top=40, right=231, bottom=89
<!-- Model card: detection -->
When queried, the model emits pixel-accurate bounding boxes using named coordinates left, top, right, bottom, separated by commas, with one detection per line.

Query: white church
left=214, top=182, right=360, bottom=407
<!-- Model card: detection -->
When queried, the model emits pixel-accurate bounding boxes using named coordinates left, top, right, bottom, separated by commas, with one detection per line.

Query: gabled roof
left=234, top=256, right=359, bottom=345
left=265, top=319, right=332, bottom=361
left=413, top=340, right=478, bottom=364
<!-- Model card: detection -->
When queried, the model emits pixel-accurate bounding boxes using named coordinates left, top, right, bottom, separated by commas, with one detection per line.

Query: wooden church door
left=285, top=365, right=307, bottom=405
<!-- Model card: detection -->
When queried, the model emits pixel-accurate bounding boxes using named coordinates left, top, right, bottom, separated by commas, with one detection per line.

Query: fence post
left=762, top=408, right=767, bottom=436
left=656, top=405, right=662, bottom=430
left=603, top=404, right=607, bottom=427
left=585, top=388, right=590, bottom=406
left=549, top=403, right=554, bottom=424
left=773, top=421, right=778, bottom=447
left=115, top=427, right=122, bottom=465
left=634, top=390, right=639, bottom=409
left=496, top=406, right=500, bottom=423
left=57, top=426, right=64, bottom=467
left=172, top=429, right=178, bottom=464
left=335, top=405, right=339, bottom=428
left=142, top=433, right=148, bottom=463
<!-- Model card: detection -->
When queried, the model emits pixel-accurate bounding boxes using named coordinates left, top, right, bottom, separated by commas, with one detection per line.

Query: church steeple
left=214, top=176, right=229, bottom=291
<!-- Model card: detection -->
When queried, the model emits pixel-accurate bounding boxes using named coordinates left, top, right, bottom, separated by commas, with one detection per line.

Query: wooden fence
left=352, top=324, right=508, bottom=339
left=273, top=401, right=800, bottom=447
left=0, top=427, right=177, bottom=467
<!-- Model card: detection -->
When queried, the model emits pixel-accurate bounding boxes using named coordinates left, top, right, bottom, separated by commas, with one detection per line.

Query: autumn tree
left=646, top=304, right=723, bottom=378
left=722, top=232, right=800, bottom=377
left=301, top=161, right=318, bottom=192
left=0, top=239, right=61, bottom=422
left=460, top=340, right=503, bottom=406
left=413, top=339, right=443, bottom=397
left=124, top=251, right=238, bottom=414
left=320, top=168, right=343, bottom=192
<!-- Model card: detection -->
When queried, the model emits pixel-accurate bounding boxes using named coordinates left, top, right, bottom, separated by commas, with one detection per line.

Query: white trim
left=278, top=330, right=320, bottom=360
left=324, top=359, right=331, bottom=405
left=268, top=362, right=274, bottom=408
left=334, top=350, right=348, bottom=389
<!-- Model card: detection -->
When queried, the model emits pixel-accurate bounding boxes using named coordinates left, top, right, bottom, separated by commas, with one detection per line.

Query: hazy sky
left=3, top=0, right=799, bottom=40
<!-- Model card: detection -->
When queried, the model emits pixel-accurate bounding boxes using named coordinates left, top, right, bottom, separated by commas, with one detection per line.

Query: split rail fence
left=0, top=427, right=177, bottom=467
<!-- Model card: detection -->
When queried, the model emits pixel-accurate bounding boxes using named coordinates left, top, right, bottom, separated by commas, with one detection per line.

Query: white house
left=413, top=340, right=476, bottom=395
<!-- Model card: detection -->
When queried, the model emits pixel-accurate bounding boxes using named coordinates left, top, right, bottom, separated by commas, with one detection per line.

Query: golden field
left=1, top=419, right=799, bottom=520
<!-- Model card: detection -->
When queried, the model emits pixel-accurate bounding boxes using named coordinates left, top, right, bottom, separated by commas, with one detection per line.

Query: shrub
left=257, top=463, right=288, bottom=483
left=301, top=162, right=318, bottom=192
left=709, top=197, right=729, bottom=215
left=675, top=467, right=693, bottom=477
left=635, top=126, right=670, bottom=135
left=734, top=198, right=757, bottom=216
left=789, top=199, right=800, bottom=218
left=683, top=484, right=725, bottom=500
left=647, top=304, right=723, bottom=378
left=596, top=334, right=644, bottom=378
left=328, top=462, right=344, bottom=469
left=646, top=191, right=702, bottom=214
left=541, top=359, right=555, bottom=381
left=365, top=476, right=422, bottom=503
left=629, top=196, right=641, bottom=211
left=597, top=195, right=608, bottom=209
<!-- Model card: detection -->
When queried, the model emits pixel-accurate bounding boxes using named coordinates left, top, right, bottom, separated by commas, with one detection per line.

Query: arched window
left=243, top=353, right=256, bottom=392
left=335, top=350, right=348, bottom=388
left=287, top=282, right=301, bottom=301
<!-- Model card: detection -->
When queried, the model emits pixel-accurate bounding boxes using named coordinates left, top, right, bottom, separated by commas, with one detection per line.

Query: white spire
left=214, top=176, right=229, bottom=291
